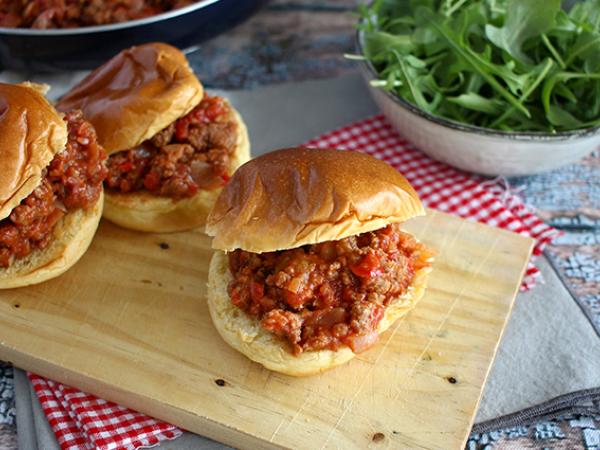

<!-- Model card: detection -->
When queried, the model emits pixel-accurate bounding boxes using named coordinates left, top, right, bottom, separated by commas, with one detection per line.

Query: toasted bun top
left=0, top=83, right=67, bottom=221
left=206, top=148, right=425, bottom=252
left=56, top=42, right=203, bottom=154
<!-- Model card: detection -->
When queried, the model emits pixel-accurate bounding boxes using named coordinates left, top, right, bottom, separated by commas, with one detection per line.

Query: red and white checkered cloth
left=30, top=114, right=560, bottom=449
left=305, top=115, right=560, bottom=290
left=28, top=375, right=181, bottom=450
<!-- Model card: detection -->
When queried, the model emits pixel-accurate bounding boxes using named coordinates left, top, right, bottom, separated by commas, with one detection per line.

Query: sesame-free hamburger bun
left=206, top=148, right=433, bottom=376
left=0, top=83, right=104, bottom=289
left=57, top=42, right=250, bottom=233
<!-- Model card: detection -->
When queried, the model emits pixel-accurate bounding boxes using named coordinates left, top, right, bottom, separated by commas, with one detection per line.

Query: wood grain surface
left=0, top=210, right=532, bottom=450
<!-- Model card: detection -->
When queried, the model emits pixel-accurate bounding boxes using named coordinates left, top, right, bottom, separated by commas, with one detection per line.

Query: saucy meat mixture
left=228, top=224, right=433, bottom=355
left=105, top=95, right=238, bottom=199
left=0, top=1, right=195, bottom=29
left=0, top=111, right=107, bottom=268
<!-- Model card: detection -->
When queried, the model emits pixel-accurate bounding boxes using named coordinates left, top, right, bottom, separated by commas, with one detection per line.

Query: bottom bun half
left=207, top=244, right=432, bottom=377
left=0, top=192, right=104, bottom=289
left=102, top=108, right=250, bottom=233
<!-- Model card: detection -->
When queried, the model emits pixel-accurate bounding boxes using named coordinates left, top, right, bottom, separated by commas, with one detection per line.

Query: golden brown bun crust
left=56, top=42, right=203, bottom=154
left=0, top=193, right=103, bottom=289
left=207, top=247, right=432, bottom=376
left=0, top=83, right=67, bottom=221
left=102, top=106, right=250, bottom=233
left=206, top=148, right=425, bottom=252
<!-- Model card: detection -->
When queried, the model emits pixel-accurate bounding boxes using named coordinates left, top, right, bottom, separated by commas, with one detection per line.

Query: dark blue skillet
left=0, top=0, right=267, bottom=72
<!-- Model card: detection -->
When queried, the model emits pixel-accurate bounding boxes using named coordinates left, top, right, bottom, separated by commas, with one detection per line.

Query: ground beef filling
left=228, top=224, right=432, bottom=355
left=0, top=110, right=107, bottom=268
left=105, top=95, right=237, bottom=199
left=0, top=1, right=194, bottom=29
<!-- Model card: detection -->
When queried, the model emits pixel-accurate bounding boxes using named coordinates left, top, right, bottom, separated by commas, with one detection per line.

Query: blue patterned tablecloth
left=0, top=363, right=15, bottom=449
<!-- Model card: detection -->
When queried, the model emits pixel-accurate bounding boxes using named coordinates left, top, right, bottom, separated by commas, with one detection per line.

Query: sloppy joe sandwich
left=0, top=83, right=107, bottom=289
left=206, top=148, right=434, bottom=376
left=57, top=42, right=250, bottom=233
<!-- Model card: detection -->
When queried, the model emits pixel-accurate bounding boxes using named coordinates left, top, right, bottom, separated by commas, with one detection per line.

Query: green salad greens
left=355, top=0, right=600, bottom=132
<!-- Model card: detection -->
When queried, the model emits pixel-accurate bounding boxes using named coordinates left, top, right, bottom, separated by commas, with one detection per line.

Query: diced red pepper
left=350, top=252, right=382, bottom=279
left=143, top=171, right=161, bottom=191
left=175, top=117, right=190, bottom=140
left=119, top=161, right=133, bottom=172
left=283, top=290, right=305, bottom=310
left=250, top=281, right=264, bottom=302
left=229, top=284, right=245, bottom=308
left=205, top=99, right=225, bottom=121
left=187, top=183, right=199, bottom=196
left=259, top=296, right=277, bottom=310
left=192, top=96, right=226, bottom=124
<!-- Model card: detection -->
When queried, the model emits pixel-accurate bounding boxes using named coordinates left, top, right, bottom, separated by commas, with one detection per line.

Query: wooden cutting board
left=0, top=209, right=533, bottom=450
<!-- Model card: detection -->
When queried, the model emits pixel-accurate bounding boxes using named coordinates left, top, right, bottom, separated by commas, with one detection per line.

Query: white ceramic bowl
left=357, top=34, right=600, bottom=176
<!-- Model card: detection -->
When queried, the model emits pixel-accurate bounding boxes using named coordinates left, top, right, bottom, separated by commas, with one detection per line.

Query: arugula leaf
left=447, top=93, right=506, bottom=114
left=554, top=82, right=577, bottom=103
left=569, top=0, right=600, bottom=31
left=362, top=32, right=414, bottom=64
left=489, top=58, right=555, bottom=128
left=485, top=0, right=561, bottom=64
left=547, top=105, right=584, bottom=127
left=565, top=32, right=600, bottom=70
left=541, top=71, right=600, bottom=113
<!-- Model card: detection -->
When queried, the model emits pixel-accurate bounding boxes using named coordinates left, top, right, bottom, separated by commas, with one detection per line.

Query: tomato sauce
left=228, top=224, right=432, bottom=355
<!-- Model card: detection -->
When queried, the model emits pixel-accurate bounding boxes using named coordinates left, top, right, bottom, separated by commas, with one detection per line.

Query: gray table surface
left=9, top=73, right=600, bottom=449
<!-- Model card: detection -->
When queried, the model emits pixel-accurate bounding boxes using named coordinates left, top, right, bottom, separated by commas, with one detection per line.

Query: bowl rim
left=356, top=29, right=600, bottom=141
left=0, top=0, right=221, bottom=35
